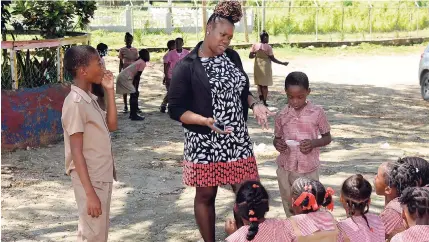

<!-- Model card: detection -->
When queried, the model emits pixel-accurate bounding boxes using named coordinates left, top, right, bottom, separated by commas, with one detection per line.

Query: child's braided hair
left=291, top=177, right=334, bottom=213
left=341, top=174, right=373, bottom=230
left=397, top=157, right=429, bottom=186
left=236, top=181, right=269, bottom=241
left=399, top=187, right=429, bottom=222
left=388, top=161, right=420, bottom=196
left=207, top=0, right=243, bottom=25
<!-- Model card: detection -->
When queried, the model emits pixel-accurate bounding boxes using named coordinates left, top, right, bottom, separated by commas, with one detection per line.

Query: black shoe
left=263, top=100, right=268, bottom=107
left=123, top=106, right=128, bottom=113
left=129, top=115, right=145, bottom=121
left=160, top=105, right=166, bottom=113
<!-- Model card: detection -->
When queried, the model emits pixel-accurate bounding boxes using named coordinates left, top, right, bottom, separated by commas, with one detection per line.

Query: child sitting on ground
left=116, top=49, right=150, bottom=121
left=397, top=157, right=429, bottom=186
left=288, top=177, right=338, bottom=241
left=390, top=187, right=429, bottom=242
left=273, top=71, right=332, bottom=216
left=225, top=181, right=294, bottom=242
left=374, top=160, right=420, bottom=240
left=337, top=174, right=385, bottom=242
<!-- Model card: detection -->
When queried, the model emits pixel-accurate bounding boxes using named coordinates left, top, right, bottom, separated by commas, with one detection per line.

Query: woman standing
left=168, top=1, right=274, bottom=241
left=250, top=31, right=289, bottom=106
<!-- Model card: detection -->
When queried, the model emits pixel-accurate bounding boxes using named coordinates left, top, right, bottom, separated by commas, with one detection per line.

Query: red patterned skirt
left=182, top=157, right=259, bottom=187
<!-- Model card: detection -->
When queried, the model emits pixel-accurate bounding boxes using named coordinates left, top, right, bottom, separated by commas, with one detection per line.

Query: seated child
left=390, top=187, right=429, bottom=242
left=397, top=157, right=429, bottom=186
left=225, top=181, right=294, bottom=242
left=289, top=177, right=338, bottom=242
left=337, top=174, right=385, bottom=242
left=374, top=160, right=420, bottom=240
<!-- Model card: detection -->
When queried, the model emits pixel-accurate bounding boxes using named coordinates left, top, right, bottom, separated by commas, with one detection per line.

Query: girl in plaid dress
left=337, top=174, right=385, bottom=242
left=288, top=177, right=338, bottom=242
left=390, top=187, right=429, bottom=242
left=374, top=160, right=420, bottom=240
left=225, top=181, right=295, bottom=242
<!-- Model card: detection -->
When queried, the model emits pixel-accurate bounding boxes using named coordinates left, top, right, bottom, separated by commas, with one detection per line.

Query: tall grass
left=262, top=1, right=429, bottom=37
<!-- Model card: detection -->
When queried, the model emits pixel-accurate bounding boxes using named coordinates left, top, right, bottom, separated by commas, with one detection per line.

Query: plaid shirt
left=291, top=211, right=337, bottom=236
left=380, top=198, right=406, bottom=237
left=274, top=101, right=331, bottom=173
left=225, top=219, right=295, bottom=242
left=337, top=214, right=385, bottom=242
left=391, top=225, right=429, bottom=242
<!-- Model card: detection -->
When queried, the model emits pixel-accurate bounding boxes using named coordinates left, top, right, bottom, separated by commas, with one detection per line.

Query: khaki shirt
left=62, top=85, right=116, bottom=182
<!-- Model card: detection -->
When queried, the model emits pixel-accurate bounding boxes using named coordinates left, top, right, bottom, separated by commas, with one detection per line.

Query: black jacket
left=168, top=41, right=251, bottom=134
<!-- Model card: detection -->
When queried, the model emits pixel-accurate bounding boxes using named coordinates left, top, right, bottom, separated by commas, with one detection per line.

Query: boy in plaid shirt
left=273, top=71, right=332, bottom=216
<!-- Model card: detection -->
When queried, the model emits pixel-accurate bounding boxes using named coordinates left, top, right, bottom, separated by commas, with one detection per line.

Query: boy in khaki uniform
left=62, top=45, right=118, bottom=242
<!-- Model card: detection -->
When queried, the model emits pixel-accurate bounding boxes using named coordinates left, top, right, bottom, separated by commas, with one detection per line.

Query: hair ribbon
left=324, top=187, right=335, bottom=211
left=294, top=192, right=319, bottom=211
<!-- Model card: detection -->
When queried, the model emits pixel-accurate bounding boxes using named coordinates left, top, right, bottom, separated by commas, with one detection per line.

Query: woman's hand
left=204, top=117, right=232, bottom=134
left=252, top=104, right=276, bottom=130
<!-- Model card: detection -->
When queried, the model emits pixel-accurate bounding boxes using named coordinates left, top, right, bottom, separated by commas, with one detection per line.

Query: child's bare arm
left=70, top=133, right=102, bottom=218
left=101, top=71, right=118, bottom=131
left=312, top=132, right=332, bottom=148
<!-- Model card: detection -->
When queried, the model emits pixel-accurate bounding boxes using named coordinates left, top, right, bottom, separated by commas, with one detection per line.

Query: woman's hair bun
left=214, top=0, right=243, bottom=24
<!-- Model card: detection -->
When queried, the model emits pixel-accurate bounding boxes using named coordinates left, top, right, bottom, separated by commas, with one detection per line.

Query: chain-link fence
left=89, top=1, right=429, bottom=47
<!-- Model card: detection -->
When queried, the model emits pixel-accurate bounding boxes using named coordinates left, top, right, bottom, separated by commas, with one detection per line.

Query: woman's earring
left=207, top=31, right=210, bottom=35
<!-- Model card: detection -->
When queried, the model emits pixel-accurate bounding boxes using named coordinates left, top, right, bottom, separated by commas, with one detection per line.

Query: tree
left=12, top=1, right=97, bottom=39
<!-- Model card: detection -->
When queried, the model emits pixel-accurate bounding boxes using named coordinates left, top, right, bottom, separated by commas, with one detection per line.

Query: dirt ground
left=2, top=51, right=429, bottom=242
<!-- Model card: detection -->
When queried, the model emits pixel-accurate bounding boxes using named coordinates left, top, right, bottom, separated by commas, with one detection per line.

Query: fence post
left=125, top=5, right=133, bottom=34
left=415, top=1, right=420, bottom=37
left=57, top=46, right=61, bottom=82
left=243, top=1, right=249, bottom=42
left=341, top=5, right=345, bottom=40
left=10, top=49, right=18, bottom=89
left=314, top=0, right=319, bottom=41
left=195, top=7, right=199, bottom=40
left=261, top=0, right=265, bottom=31
left=368, top=1, right=372, bottom=40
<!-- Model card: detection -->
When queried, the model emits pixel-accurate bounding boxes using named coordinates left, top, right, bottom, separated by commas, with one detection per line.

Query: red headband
left=324, top=187, right=335, bottom=211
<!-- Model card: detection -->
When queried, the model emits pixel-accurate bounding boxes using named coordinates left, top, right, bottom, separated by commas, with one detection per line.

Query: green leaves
left=11, top=1, right=96, bottom=39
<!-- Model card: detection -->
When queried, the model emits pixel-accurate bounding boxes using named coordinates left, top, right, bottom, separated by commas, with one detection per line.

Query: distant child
left=160, top=37, right=190, bottom=113
left=289, top=177, right=338, bottom=241
left=62, top=45, right=118, bottom=242
left=273, top=71, right=332, bottom=215
left=337, top=174, right=385, bottom=242
left=160, top=39, right=175, bottom=113
left=118, top=32, right=139, bottom=113
left=390, top=187, right=429, bottom=242
left=90, top=43, right=109, bottom=111
left=249, top=30, right=288, bottom=106
left=397, top=157, right=429, bottom=186
left=374, top=160, right=420, bottom=240
left=225, top=181, right=294, bottom=242
left=116, top=49, right=150, bottom=121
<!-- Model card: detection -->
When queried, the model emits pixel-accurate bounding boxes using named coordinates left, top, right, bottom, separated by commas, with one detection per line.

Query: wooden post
left=202, top=0, right=208, bottom=34
left=56, top=46, right=61, bottom=82
left=10, top=49, right=18, bottom=89
left=242, top=1, right=249, bottom=42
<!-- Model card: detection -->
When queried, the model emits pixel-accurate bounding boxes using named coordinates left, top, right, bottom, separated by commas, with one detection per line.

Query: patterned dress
left=182, top=53, right=259, bottom=187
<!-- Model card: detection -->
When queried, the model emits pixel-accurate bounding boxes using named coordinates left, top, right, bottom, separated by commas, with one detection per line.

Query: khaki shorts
left=71, top=173, right=112, bottom=242
left=276, top=168, right=319, bottom=216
